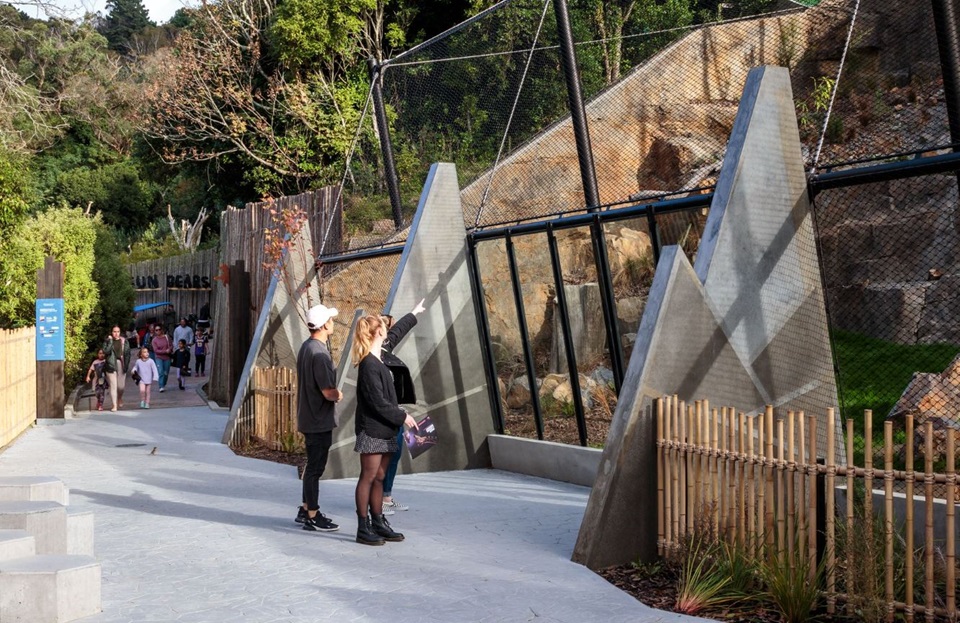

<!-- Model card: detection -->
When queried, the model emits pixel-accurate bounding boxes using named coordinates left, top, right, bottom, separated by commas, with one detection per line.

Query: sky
left=26, top=0, right=196, bottom=25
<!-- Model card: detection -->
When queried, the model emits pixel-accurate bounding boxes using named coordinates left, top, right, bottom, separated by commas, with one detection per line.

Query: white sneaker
left=159, top=387, right=165, bottom=393
left=383, top=499, right=408, bottom=511
left=381, top=505, right=395, bottom=516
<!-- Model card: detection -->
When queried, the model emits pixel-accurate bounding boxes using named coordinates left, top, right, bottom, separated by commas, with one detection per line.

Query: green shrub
left=759, top=546, right=824, bottom=623
left=89, top=224, right=135, bottom=353
left=674, top=535, right=741, bottom=615
left=0, top=207, right=100, bottom=384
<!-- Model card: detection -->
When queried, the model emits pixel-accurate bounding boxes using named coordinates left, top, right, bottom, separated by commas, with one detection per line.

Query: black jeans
left=301, top=431, right=333, bottom=511
left=195, top=354, right=206, bottom=375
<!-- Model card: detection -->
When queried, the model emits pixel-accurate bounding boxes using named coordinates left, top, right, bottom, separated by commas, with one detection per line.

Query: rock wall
left=817, top=174, right=960, bottom=344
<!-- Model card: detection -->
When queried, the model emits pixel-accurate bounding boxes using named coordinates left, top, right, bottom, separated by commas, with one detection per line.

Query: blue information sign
left=36, top=298, right=65, bottom=361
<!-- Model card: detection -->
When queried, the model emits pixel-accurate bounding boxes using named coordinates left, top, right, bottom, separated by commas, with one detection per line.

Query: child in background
left=194, top=329, right=208, bottom=377
left=132, top=348, right=159, bottom=409
left=85, top=349, right=109, bottom=411
left=172, top=339, right=191, bottom=390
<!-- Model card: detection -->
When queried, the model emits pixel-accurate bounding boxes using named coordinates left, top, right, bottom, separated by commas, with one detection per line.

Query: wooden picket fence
left=656, top=396, right=958, bottom=622
left=233, top=367, right=301, bottom=451
left=0, top=328, right=37, bottom=448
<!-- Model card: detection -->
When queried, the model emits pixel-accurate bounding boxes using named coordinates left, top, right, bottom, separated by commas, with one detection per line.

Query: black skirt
left=354, top=430, right=399, bottom=454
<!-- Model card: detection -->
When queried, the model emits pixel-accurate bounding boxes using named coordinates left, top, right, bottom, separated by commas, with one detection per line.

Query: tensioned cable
left=474, top=0, right=552, bottom=227
left=320, top=80, right=376, bottom=256
left=388, top=6, right=812, bottom=68
left=385, top=0, right=515, bottom=66
left=812, top=0, right=862, bottom=171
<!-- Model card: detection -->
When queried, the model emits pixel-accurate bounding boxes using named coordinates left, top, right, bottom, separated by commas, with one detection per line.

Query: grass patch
left=832, top=329, right=959, bottom=438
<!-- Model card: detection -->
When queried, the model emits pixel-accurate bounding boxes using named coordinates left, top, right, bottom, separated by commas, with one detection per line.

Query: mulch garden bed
left=234, top=440, right=305, bottom=468
left=598, top=563, right=783, bottom=623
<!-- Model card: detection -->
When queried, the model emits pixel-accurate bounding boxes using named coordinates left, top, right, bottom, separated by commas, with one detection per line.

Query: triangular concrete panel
left=323, top=163, right=495, bottom=478
left=573, top=66, right=841, bottom=570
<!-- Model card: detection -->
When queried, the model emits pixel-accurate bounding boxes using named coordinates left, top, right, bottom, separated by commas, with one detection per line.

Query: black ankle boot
left=356, top=514, right=385, bottom=546
left=371, top=513, right=404, bottom=542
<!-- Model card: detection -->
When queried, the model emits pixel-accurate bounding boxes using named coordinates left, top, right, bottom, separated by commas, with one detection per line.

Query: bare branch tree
left=167, top=204, right=210, bottom=251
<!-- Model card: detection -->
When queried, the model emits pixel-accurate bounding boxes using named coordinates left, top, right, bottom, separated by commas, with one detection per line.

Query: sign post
left=36, top=257, right=65, bottom=418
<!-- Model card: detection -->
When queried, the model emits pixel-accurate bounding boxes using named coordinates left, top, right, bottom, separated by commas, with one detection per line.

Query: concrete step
left=0, top=477, right=68, bottom=505
left=0, top=530, right=35, bottom=562
left=65, top=510, right=94, bottom=557
left=0, top=554, right=101, bottom=622
left=0, top=502, right=67, bottom=555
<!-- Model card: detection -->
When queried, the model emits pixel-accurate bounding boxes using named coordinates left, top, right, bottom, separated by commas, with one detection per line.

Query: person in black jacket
left=352, top=314, right=418, bottom=546
left=379, top=298, right=426, bottom=514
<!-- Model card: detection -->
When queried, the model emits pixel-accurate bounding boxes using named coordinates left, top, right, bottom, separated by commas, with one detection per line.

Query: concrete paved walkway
left=0, top=404, right=707, bottom=623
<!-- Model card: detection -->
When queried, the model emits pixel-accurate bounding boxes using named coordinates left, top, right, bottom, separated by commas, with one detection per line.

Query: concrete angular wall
left=573, top=66, right=841, bottom=570
left=325, top=163, right=495, bottom=478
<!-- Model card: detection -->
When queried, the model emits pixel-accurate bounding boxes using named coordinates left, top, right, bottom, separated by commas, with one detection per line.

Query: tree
left=101, top=0, right=153, bottom=52
left=143, top=0, right=381, bottom=195
left=88, top=222, right=134, bottom=354
left=54, top=161, right=156, bottom=227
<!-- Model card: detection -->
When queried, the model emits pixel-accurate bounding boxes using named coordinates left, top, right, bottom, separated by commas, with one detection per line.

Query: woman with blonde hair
left=352, top=314, right=418, bottom=546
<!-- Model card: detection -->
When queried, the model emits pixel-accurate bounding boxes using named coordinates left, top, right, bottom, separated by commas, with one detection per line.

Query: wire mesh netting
left=814, top=171, right=960, bottom=494
left=320, top=254, right=402, bottom=365
left=322, top=0, right=960, bottom=473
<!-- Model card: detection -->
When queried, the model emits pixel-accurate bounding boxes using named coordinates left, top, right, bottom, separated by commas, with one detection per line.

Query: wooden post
left=738, top=411, right=746, bottom=546
left=905, top=414, right=915, bottom=622
left=664, top=396, right=673, bottom=552
left=798, top=412, right=807, bottom=555
left=924, top=420, right=934, bottom=623
left=670, top=395, right=680, bottom=546
left=787, top=410, right=797, bottom=569
left=825, top=408, right=836, bottom=615
left=846, top=418, right=855, bottom=617
left=777, top=418, right=786, bottom=555
left=884, top=421, right=895, bottom=623
left=36, top=257, right=64, bottom=419
left=712, top=405, right=720, bottom=537
left=748, top=415, right=756, bottom=552
left=227, top=261, right=251, bottom=400
left=657, top=398, right=665, bottom=557
left=765, top=406, right=775, bottom=557
left=727, top=408, right=736, bottom=540
left=945, top=425, right=955, bottom=618
left=807, top=414, right=817, bottom=583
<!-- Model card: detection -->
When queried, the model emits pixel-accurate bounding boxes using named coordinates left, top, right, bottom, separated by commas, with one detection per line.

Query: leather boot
left=371, top=513, right=404, bottom=542
left=356, top=514, right=385, bottom=546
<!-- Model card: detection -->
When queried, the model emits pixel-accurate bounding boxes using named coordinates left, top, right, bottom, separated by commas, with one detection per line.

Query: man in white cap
left=295, top=303, right=343, bottom=532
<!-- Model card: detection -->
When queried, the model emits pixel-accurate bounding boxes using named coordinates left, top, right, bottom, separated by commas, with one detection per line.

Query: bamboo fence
left=233, top=367, right=301, bottom=451
left=656, top=396, right=958, bottom=622
left=0, top=328, right=37, bottom=448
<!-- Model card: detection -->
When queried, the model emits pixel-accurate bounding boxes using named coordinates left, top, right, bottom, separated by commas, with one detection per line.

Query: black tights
left=355, top=453, right=391, bottom=518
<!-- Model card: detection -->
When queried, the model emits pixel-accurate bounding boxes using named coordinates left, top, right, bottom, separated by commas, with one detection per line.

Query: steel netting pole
left=933, top=0, right=960, bottom=152
left=368, top=58, right=404, bottom=228
left=553, top=0, right=625, bottom=390
left=553, top=0, right=599, bottom=209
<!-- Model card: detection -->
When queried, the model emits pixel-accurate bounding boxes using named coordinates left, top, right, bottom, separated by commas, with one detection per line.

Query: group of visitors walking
left=85, top=309, right=213, bottom=411
left=295, top=298, right=426, bottom=546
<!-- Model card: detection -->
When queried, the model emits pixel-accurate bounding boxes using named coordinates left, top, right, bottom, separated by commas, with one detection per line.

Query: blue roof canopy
left=133, top=302, right=171, bottom=313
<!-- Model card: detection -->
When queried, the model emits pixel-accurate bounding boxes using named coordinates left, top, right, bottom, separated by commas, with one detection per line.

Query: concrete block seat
left=0, top=555, right=101, bottom=622
left=65, top=510, right=94, bottom=557
left=0, top=502, right=67, bottom=555
left=0, top=477, right=68, bottom=505
left=0, top=530, right=35, bottom=562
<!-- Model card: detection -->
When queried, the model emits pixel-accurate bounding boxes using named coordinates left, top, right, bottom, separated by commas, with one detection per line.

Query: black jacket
left=382, top=313, right=417, bottom=404
left=355, top=355, right=407, bottom=439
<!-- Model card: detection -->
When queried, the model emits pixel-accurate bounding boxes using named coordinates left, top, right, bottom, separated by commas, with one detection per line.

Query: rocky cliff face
left=818, top=174, right=960, bottom=345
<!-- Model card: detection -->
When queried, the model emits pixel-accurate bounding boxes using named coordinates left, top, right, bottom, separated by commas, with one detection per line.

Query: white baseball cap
left=306, top=304, right=338, bottom=330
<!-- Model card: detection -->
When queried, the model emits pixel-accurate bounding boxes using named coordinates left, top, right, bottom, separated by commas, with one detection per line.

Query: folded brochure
left=404, top=415, right=438, bottom=459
